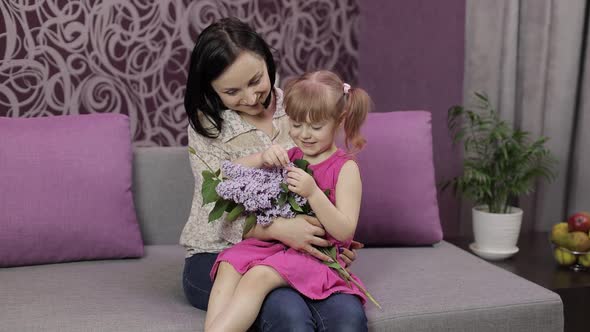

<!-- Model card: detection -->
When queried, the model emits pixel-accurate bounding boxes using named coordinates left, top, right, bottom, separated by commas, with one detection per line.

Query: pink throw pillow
left=351, top=111, right=443, bottom=246
left=0, top=114, right=144, bottom=267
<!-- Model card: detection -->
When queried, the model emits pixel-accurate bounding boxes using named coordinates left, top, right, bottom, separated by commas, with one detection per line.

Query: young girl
left=204, top=70, right=372, bottom=332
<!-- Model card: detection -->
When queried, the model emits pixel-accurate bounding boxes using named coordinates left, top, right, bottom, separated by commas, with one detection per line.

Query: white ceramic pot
left=472, top=206, right=523, bottom=252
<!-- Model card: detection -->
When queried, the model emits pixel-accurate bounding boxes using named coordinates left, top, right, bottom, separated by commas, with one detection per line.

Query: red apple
left=567, top=211, right=590, bottom=232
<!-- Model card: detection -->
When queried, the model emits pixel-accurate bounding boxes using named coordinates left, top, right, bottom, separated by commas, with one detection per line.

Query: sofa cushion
left=132, top=147, right=193, bottom=245
left=0, top=246, right=195, bottom=331
left=0, top=244, right=563, bottom=332
left=0, top=114, right=143, bottom=267
left=352, top=111, right=442, bottom=245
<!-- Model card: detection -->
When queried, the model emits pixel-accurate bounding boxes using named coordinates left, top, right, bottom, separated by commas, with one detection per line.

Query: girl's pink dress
left=210, top=147, right=367, bottom=304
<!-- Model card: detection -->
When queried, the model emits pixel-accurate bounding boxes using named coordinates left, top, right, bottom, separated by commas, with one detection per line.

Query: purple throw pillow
left=0, top=114, right=144, bottom=267
left=350, top=111, right=443, bottom=246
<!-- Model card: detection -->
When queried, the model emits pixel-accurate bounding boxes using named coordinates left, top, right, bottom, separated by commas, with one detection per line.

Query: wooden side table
left=446, top=232, right=590, bottom=332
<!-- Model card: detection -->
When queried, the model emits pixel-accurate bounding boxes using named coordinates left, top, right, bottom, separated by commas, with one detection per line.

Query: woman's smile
left=211, top=51, right=272, bottom=116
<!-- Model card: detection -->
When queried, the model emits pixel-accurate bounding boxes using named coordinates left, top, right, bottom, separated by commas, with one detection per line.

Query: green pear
left=550, top=222, right=570, bottom=247
left=554, top=247, right=576, bottom=266
left=566, top=231, right=590, bottom=252
left=578, top=253, right=590, bottom=267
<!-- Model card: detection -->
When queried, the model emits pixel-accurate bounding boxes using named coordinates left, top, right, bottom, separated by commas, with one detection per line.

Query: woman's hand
left=274, top=215, right=333, bottom=262
left=261, top=144, right=290, bottom=168
left=340, top=240, right=364, bottom=268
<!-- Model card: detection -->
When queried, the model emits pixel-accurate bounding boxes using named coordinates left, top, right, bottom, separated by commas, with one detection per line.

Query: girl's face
left=211, top=51, right=272, bottom=116
left=289, top=117, right=339, bottom=161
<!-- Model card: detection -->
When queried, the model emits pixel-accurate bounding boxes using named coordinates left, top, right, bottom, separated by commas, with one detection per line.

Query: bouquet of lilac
left=189, top=147, right=381, bottom=308
left=214, top=160, right=312, bottom=229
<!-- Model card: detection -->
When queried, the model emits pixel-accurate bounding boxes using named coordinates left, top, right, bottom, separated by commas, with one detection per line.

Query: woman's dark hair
left=184, top=17, right=276, bottom=138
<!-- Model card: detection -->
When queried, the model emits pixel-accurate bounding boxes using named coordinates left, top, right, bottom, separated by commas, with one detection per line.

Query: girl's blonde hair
left=284, top=70, right=372, bottom=152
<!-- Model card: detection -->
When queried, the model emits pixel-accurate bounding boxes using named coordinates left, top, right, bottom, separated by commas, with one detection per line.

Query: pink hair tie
left=343, top=83, right=351, bottom=95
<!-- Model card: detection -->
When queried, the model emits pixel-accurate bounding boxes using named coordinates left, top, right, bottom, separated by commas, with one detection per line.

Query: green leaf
left=294, top=159, right=309, bottom=170
left=225, top=201, right=237, bottom=212
left=208, top=199, right=230, bottom=222
left=277, top=192, right=288, bottom=205
left=280, top=183, right=289, bottom=192
left=188, top=146, right=196, bottom=155
left=474, top=91, right=488, bottom=102
left=202, top=170, right=216, bottom=180
left=242, top=214, right=257, bottom=236
left=201, top=177, right=220, bottom=205
left=315, top=245, right=382, bottom=309
left=226, top=204, right=245, bottom=222
left=288, top=195, right=304, bottom=212
left=292, top=159, right=314, bottom=175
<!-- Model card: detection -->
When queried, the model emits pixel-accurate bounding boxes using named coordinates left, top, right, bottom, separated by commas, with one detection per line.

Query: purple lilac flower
left=257, top=203, right=297, bottom=226
left=217, top=161, right=281, bottom=211
left=215, top=161, right=308, bottom=226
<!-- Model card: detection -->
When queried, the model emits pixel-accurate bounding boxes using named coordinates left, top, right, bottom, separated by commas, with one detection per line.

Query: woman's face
left=211, top=51, right=272, bottom=116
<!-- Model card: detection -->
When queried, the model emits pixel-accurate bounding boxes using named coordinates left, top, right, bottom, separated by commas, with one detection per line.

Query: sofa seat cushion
left=0, top=245, right=198, bottom=332
left=0, top=244, right=563, bottom=332
left=353, top=243, right=563, bottom=331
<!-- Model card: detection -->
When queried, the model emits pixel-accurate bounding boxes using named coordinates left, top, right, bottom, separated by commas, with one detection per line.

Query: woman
left=181, top=17, right=366, bottom=331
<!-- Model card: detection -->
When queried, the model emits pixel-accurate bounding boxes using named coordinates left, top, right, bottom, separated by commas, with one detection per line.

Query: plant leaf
left=294, top=159, right=309, bottom=170
left=315, top=245, right=382, bottom=309
left=288, top=195, right=304, bottom=212
left=226, top=204, right=245, bottom=222
left=225, top=201, right=237, bottom=212
left=474, top=91, right=488, bottom=102
left=294, top=159, right=314, bottom=176
left=277, top=192, right=288, bottom=206
left=202, top=170, right=215, bottom=180
left=280, top=183, right=289, bottom=192
left=242, top=214, right=257, bottom=236
left=208, top=199, right=230, bottom=222
left=202, top=176, right=220, bottom=206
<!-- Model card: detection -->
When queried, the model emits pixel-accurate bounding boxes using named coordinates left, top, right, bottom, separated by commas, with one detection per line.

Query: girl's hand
left=261, top=145, right=290, bottom=168
left=286, top=166, right=318, bottom=198
left=276, top=215, right=333, bottom=262
left=340, top=240, right=364, bottom=269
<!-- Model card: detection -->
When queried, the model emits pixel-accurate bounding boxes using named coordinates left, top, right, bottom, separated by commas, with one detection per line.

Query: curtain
left=462, top=0, right=590, bottom=234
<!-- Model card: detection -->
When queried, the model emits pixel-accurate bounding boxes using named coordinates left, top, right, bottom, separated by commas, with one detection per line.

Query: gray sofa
left=0, top=147, right=563, bottom=331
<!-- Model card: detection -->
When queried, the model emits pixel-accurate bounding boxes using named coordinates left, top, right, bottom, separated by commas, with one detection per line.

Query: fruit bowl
left=551, top=243, right=590, bottom=272
left=550, top=218, right=590, bottom=272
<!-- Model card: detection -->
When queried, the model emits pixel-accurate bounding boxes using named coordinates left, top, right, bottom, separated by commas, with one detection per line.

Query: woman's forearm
left=243, top=214, right=333, bottom=262
left=243, top=217, right=283, bottom=241
left=233, top=152, right=264, bottom=168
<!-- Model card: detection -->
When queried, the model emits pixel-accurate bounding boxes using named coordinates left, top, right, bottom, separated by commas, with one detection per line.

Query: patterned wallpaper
left=0, top=0, right=359, bottom=146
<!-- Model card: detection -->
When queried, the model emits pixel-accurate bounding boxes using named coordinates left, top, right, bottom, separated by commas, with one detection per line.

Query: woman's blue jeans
left=183, top=253, right=368, bottom=332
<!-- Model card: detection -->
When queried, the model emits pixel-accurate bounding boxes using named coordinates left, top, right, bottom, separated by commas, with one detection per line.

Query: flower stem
left=188, top=147, right=218, bottom=177
left=318, top=246, right=381, bottom=309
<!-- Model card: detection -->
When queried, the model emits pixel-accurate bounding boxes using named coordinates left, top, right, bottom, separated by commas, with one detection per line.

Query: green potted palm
left=444, top=92, right=556, bottom=260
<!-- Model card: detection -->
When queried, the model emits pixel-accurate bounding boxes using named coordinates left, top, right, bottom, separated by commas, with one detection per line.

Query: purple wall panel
left=359, top=0, right=465, bottom=236
left=0, top=0, right=359, bottom=146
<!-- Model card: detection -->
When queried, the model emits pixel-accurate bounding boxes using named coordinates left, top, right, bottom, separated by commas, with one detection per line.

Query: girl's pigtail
left=343, top=87, right=372, bottom=153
